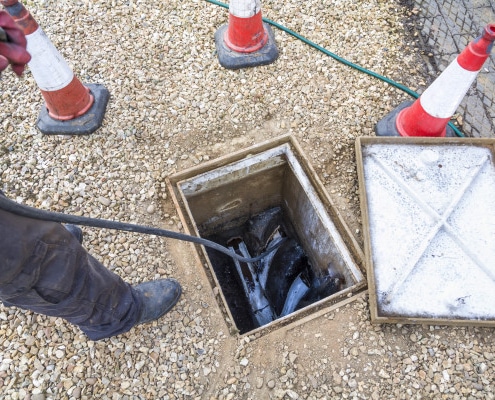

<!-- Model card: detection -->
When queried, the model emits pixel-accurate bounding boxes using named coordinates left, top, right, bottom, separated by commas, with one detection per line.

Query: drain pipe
left=279, top=273, right=309, bottom=317
left=230, top=241, right=276, bottom=325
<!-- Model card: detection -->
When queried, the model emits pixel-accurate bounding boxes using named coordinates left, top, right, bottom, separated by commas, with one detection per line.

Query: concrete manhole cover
left=357, top=137, right=495, bottom=327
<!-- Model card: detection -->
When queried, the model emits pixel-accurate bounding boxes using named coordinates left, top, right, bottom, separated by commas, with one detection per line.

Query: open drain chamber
left=356, top=137, right=495, bottom=328
left=168, top=135, right=365, bottom=336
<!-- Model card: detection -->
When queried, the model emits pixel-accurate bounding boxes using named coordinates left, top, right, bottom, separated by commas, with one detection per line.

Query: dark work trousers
left=0, top=207, right=143, bottom=340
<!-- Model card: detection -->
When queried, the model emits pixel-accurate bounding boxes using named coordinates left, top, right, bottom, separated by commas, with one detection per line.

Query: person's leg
left=64, top=223, right=83, bottom=244
left=0, top=208, right=180, bottom=340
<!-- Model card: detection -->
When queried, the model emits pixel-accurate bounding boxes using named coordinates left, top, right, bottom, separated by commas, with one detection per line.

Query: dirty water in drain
left=204, top=206, right=345, bottom=334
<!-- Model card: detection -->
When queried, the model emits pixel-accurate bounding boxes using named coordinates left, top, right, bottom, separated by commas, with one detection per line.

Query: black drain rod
left=0, top=194, right=284, bottom=264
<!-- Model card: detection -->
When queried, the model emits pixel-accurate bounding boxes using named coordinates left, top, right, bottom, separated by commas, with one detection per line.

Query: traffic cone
left=376, top=23, right=495, bottom=137
left=214, top=0, right=278, bottom=69
left=1, top=0, right=109, bottom=135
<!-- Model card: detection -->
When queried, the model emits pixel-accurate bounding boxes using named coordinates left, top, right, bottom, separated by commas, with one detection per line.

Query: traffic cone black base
left=37, top=84, right=110, bottom=135
left=375, top=101, right=456, bottom=137
left=214, top=22, right=278, bottom=70
left=1, top=0, right=109, bottom=135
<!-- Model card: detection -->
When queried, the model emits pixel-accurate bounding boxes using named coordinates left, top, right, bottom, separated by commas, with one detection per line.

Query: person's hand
left=0, top=10, right=31, bottom=76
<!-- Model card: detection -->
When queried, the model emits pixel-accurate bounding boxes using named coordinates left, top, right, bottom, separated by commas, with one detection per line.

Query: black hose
left=0, top=195, right=283, bottom=263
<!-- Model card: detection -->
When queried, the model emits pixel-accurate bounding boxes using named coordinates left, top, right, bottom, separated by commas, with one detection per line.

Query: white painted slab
left=362, top=143, right=495, bottom=320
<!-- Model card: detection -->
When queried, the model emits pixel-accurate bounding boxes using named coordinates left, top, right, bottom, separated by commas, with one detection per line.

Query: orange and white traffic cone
left=1, top=0, right=109, bottom=135
left=214, top=0, right=278, bottom=69
left=376, top=23, right=495, bottom=137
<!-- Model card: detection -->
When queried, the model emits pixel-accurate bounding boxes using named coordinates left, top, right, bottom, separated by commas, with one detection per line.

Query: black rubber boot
left=133, top=278, right=182, bottom=325
left=64, top=224, right=83, bottom=244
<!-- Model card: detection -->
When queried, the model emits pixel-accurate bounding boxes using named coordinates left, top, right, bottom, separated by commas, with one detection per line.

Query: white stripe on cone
left=420, top=59, right=478, bottom=119
left=230, top=0, right=262, bottom=18
left=26, top=28, right=74, bottom=92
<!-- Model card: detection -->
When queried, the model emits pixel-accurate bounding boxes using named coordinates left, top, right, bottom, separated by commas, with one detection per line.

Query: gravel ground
left=1, top=0, right=494, bottom=399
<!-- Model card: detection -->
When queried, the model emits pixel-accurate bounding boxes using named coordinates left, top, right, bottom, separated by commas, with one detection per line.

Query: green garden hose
left=206, top=0, right=464, bottom=137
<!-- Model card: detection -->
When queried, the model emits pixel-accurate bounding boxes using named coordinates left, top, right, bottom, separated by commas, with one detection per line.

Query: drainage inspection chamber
left=356, top=137, right=495, bottom=328
left=167, top=135, right=366, bottom=336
